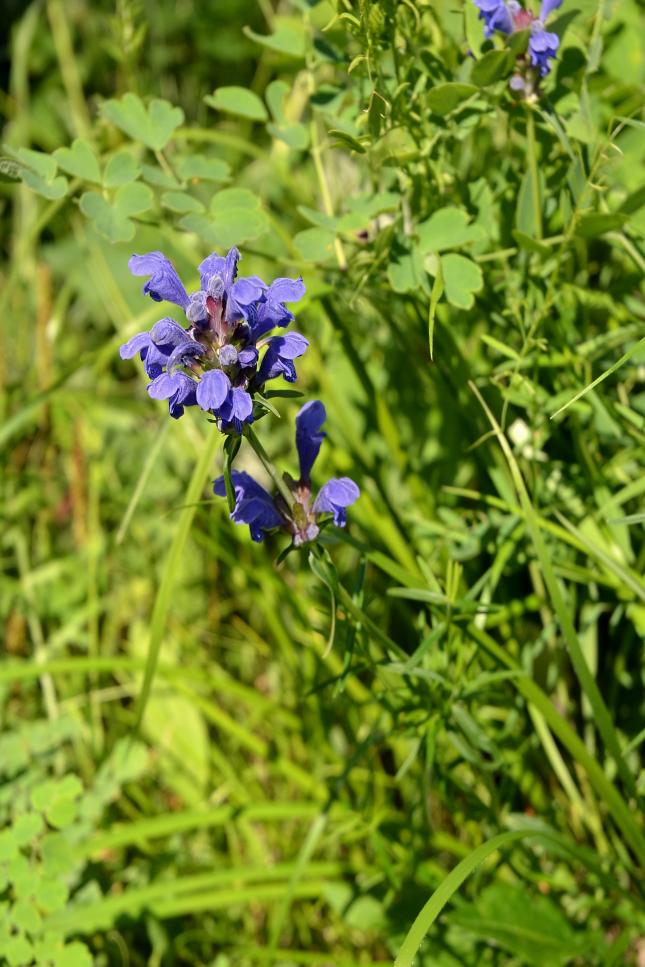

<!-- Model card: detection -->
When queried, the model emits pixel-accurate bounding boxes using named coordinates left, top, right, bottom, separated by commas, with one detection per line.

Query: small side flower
left=213, top=401, right=360, bottom=546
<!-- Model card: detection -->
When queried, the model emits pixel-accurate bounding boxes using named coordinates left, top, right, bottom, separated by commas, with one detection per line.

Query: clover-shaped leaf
left=265, top=80, right=309, bottom=150
left=176, top=154, right=230, bottom=183
left=12, top=813, right=44, bottom=847
left=34, top=877, right=68, bottom=914
left=417, top=207, right=485, bottom=253
left=4, top=933, right=33, bottom=967
left=161, top=190, right=205, bottom=214
left=11, top=898, right=42, bottom=935
left=103, top=150, right=140, bottom=187
left=80, top=182, right=154, bottom=242
left=204, top=86, right=268, bottom=121
left=244, top=18, right=306, bottom=57
left=293, top=227, right=336, bottom=262
left=440, top=253, right=483, bottom=309
left=101, top=93, right=184, bottom=150
left=180, top=187, right=268, bottom=247
left=31, top=775, right=83, bottom=830
left=2, top=146, right=68, bottom=200
left=53, top=139, right=101, bottom=184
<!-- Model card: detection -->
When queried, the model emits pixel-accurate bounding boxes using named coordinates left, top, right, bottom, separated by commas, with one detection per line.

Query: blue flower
left=473, top=0, right=515, bottom=37
left=528, top=1, right=562, bottom=76
left=120, top=247, right=306, bottom=430
left=213, top=471, right=285, bottom=542
left=213, top=401, right=360, bottom=544
left=473, top=0, right=562, bottom=77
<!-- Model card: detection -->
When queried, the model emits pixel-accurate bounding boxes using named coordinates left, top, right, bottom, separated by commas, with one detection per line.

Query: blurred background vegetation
left=1, top=0, right=644, bottom=964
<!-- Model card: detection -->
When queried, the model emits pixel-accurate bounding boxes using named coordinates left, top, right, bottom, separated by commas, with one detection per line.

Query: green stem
left=526, top=108, right=543, bottom=240
left=245, top=424, right=294, bottom=510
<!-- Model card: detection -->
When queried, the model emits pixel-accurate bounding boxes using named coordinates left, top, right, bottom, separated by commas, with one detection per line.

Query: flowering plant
left=120, top=247, right=307, bottom=432
left=474, top=0, right=563, bottom=96
left=121, top=248, right=359, bottom=547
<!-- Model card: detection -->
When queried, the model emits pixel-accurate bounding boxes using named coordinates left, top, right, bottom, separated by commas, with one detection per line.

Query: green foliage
left=1, top=0, right=644, bottom=964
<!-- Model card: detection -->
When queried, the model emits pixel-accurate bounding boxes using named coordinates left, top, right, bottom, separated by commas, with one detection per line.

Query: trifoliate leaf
left=34, top=878, right=68, bottom=913
left=53, top=139, right=101, bottom=183
left=11, top=899, right=42, bottom=935
left=180, top=187, right=268, bottom=247
left=265, top=80, right=290, bottom=122
left=293, top=227, right=336, bottom=262
left=441, top=253, right=483, bottom=309
left=80, top=193, right=134, bottom=242
left=204, top=86, right=268, bottom=121
left=4, top=146, right=56, bottom=180
left=388, top=247, right=430, bottom=295
left=244, top=19, right=306, bottom=57
left=416, top=207, right=485, bottom=253
left=101, top=93, right=184, bottom=150
left=176, top=154, right=230, bottom=183
left=4, top=934, right=33, bottom=967
left=45, top=797, right=77, bottom=829
left=266, top=122, right=309, bottom=150
left=161, top=191, right=205, bottom=213
left=53, top=941, right=93, bottom=967
left=103, top=150, right=140, bottom=187
left=114, top=182, right=154, bottom=216
left=80, top=183, right=153, bottom=241
left=12, top=813, right=44, bottom=846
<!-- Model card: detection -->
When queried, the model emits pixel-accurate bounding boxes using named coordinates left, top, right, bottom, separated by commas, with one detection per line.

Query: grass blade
left=133, top=426, right=221, bottom=734
left=393, top=830, right=530, bottom=967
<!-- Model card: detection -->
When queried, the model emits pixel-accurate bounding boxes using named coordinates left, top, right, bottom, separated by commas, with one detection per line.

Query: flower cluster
left=214, top=401, right=359, bottom=544
left=474, top=0, right=562, bottom=92
left=120, top=248, right=307, bottom=432
left=121, top=248, right=360, bottom=547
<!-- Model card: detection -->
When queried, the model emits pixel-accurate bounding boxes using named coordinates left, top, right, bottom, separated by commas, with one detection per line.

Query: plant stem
left=526, top=109, right=543, bottom=240
left=245, top=425, right=294, bottom=510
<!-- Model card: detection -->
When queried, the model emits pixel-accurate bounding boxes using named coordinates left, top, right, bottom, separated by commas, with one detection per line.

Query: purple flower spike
left=296, top=400, right=326, bottom=482
left=129, top=252, right=190, bottom=309
left=120, top=246, right=308, bottom=430
left=313, top=478, right=361, bottom=527
left=213, top=471, right=284, bottom=542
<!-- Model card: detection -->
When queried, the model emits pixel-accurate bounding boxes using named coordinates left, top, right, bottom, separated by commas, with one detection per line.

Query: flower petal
left=147, top=372, right=183, bottom=400
left=213, top=470, right=283, bottom=541
left=129, top=252, right=189, bottom=309
left=540, top=0, right=562, bottom=20
left=198, top=247, right=240, bottom=290
left=295, top=400, right=326, bottom=481
left=119, top=331, right=150, bottom=359
left=267, top=277, right=306, bottom=304
left=313, top=477, right=360, bottom=527
left=150, top=318, right=192, bottom=348
left=196, top=369, right=231, bottom=411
